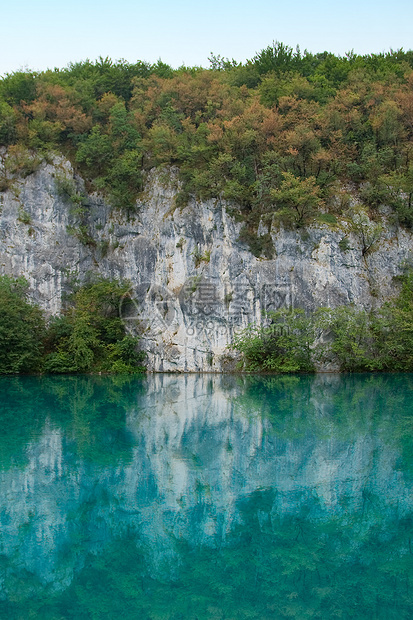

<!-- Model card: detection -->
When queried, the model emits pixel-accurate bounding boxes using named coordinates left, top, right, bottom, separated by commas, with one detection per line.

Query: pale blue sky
left=1, top=0, right=412, bottom=75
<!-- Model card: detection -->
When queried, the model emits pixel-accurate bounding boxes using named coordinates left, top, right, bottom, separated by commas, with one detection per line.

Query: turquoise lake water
left=0, top=373, right=412, bottom=619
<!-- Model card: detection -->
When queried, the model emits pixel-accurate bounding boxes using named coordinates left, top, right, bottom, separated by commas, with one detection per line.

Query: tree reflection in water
left=0, top=373, right=412, bottom=618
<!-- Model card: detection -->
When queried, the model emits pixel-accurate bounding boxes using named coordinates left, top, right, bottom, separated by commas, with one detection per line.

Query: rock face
left=0, top=158, right=412, bottom=371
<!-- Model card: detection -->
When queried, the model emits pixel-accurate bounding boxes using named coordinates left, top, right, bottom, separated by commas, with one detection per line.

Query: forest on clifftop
left=1, top=42, right=413, bottom=256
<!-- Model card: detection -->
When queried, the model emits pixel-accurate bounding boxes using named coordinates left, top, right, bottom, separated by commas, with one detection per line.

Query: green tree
left=375, top=271, right=413, bottom=369
left=379, top=165, right=413, bottom=227
left=271, top=172, right=324, bottom=227
left=348, top=208, right=383, bottom=256
left=0, top=71, right=37, bottom=107
left=76, top=125, right=113, bottom=176
left=0, top=101, right=17, bottom=145
left=0, top=276, right=45, bottom=374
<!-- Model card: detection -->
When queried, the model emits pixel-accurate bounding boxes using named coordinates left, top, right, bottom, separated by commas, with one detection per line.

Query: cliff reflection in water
left=0, top=373, right=412, bottom=619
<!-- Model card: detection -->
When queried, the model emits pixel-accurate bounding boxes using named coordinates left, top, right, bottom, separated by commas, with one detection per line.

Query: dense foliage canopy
left=1, top=43, right=413, bottom=252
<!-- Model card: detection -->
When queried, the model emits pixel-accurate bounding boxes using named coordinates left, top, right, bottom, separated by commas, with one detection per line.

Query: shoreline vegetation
left=1, top=42, right=413, bottom=373
left=231, top=270, right=413, bottom=372
left=0, top=275, right=145, bottom=375
left=0, top=271, right=413, bottom=375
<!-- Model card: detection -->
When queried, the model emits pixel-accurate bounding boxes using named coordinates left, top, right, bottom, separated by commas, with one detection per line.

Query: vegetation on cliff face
left=231, top=271, right=413, bottom=372
left=1, top=271, right=413, bottom=374
left=1, top=43, right=413, bottom=253
left=0, top=276, right=145, bottom=375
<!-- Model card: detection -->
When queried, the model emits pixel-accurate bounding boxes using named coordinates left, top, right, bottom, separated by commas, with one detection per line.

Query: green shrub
left=44, top=277, right=145, bottom=374
left=17, top=207, right=32, bottom=225
left=191, top=247, right=211, bottom=267
left=314, top=306, right=379, bottom=371
left=232, top=309, right=314, bottom=372
left=317, top=212, right=337, bottom=225
left=338, top=237, right=351, bottom=252
left=4, top=146, right=42, bottom=178
left=231, top=273, right=413, bottom=373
